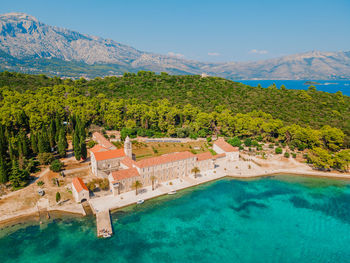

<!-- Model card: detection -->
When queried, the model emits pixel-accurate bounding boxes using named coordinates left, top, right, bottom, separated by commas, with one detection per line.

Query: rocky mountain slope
left=0, top=12, right=349, bottom=79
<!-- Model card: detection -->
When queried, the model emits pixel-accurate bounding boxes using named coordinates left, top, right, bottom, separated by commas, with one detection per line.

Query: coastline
left=1, top=166, right=349, bottom=231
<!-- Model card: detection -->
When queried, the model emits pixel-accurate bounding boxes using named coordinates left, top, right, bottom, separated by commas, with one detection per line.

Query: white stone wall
left=72, top=184, right=89, bottom=203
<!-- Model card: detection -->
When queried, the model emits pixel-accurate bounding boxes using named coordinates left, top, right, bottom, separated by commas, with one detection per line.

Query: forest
left=0, top=71, right=349, bottom=187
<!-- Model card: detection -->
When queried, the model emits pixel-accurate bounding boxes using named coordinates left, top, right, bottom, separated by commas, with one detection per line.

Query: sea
left=2, top=175, right=350, bottom=263
left=238, top=80, right=350, bottom=96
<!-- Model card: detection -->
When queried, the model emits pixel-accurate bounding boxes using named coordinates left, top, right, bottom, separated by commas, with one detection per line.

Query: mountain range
left=0, top=12, right=350, bottom=79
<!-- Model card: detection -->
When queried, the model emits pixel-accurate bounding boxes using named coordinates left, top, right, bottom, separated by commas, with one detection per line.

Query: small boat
left=102, top=233, right=111, bottom=238
left=168, top=190, right=177, bottom=195
left=136, top=199, right=144, bottom=204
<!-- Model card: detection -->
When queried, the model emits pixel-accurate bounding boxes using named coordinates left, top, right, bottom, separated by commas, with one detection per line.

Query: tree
left=37, top=152, right=54, bottom=165
left=50, top=159, right=64, bottom=172
left=0, top=156, right=8, bottom=183
left=30, top=133, right=38, bottom=155
left=73, top=132, right=81, bottom=161
left=284, top=152, right=290, bottom=158
left=9, top=160, right=29, bottom=188
left=80, top=140, right=87, bottom=160
left=227, top=137, right=241, bottom=147
left=191, top=167, right=200, bottom=178
left=56, top=192, right=61, bottom=203
left=308, top=147, right=333, bottom=170
left=57, top=128, right=67, bottom=157
left=150, top=175, right=157, bottom=191
left=333, top=149, right=350, bottom=172
left=132, top=180, right=142, bottom=195
left=244, top=138, right=252, bottom=147
left=86, top=181, right=96, bottom=192
left=320, top=125, right=344, bottom=151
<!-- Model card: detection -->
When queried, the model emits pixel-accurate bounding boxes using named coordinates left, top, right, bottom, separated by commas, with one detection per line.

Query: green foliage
left=9, top=160, right=29, bottom=189
left=87, top=140, right=97, bottom=148
left=37, top=180, right=44, bottom=186
left=284, top=152, right=290, bottom=158
left=244, top=138, right=252, bottom=147
left=308, top=147, right=334, bottom=170
left=50, top=159, right=64, bottom=172
left=227, top=137, right=241, bottom=147
left=275, top=147, right=283, bottom=154
left=37, top=152, right=54, bottom=165
left=56, top=192, right=61, bottom=203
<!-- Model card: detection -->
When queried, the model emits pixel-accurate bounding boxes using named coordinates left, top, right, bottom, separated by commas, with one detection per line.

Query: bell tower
left=124, top=136, right=132, bottom=159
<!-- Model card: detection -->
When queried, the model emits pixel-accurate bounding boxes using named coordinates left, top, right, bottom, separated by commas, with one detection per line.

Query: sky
left=1, top=0, right=349, bottom=62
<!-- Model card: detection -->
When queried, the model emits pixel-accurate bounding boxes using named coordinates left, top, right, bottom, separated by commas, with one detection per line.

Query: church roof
left=92, top=132, right=116, bottom=150
left=93, top=148, right=126, bottom=161
left=196, top=152, right=214, bottom=161
left=135, top=151, right=194, bottom=168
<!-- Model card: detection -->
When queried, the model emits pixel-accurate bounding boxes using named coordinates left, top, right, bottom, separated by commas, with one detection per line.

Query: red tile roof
left=121, top=156, right=137, bottom=168
left=212, top=153, right=226, bottom=159
left=89, top=144, right=107, bottom=154
left=111, top=168, right=140, bottom=182
left=196, top=152, right=214, bottom=161
left=92, top=132, right=116, bottom=149
left=72, top=177, right=88, bottom=193
left=135, top=151, right=195, bottom=168
left=93, top=148, right=126, bottom=161
left=214, top=138, right=238, bottom=152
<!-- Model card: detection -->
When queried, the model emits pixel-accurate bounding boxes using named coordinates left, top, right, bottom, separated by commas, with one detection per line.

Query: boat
left=168, top=190, right=177, bottom=195
left=136, top=199, right=144, bottom=204
left=102, top=233, right=111, bottom=238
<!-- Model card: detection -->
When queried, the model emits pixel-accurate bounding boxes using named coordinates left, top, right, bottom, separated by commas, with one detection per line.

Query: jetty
left=96, top=210, right=113, bottom=238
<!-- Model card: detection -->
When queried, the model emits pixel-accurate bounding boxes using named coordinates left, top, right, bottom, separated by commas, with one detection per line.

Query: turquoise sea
left=2, top=175, right=350, bottom=263
left=239, top=80, right=350, bottom=96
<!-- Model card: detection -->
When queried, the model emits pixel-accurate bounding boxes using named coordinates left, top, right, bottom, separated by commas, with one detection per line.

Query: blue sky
left=1, top=0, right=349, bottom=62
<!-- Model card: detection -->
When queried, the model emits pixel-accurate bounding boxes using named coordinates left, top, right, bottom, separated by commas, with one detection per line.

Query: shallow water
left=2, top=175, right=350, bottom=263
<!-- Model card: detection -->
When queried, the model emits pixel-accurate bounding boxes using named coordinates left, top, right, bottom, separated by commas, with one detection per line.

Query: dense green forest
left=0, top=71, right=349, bottom=187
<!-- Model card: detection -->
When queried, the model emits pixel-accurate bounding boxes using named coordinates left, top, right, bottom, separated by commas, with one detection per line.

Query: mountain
left=0, top=12, right=350, bottom=79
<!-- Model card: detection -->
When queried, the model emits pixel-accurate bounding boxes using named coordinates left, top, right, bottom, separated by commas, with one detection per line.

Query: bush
left=87, top=140, right=97, bottom=148
left=56, top=192, right=61, bottom=203
left=268, top=144, right=274, bottom=149
left=244, top=138, right=252, bottom=147
left=275, top=147, right=283, bottom=154
left=38, top=153, right=54, bottom=165
left=227, top=136, right=241, bottom=147
left=99, top=178, right=110, bottom=191
left=206, top=137, right=212, bottom=143
left=256, top=135, right=263, bottom=142
left=252, top=140, right=259, bottom=147
left=292, top=153, right=297, bottom=158
left=86, top=181, right=96, bottom=192
left=284, top=152, right=290, bottom=158
left=37, top=180, right=44, bottom=186
left=50, top=159, right=64, bottom=172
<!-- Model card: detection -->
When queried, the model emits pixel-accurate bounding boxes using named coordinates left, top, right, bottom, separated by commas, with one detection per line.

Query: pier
left=96, top=210, right=113, bottom=238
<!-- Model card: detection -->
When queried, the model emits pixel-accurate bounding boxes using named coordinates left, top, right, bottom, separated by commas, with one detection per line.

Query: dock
left=96, top=210, right=113, bottom=238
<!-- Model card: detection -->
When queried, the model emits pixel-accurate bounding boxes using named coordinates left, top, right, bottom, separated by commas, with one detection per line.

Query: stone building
left=72, top=177, right=89, bottom=203
left=213, top=138, right=239, bottom=161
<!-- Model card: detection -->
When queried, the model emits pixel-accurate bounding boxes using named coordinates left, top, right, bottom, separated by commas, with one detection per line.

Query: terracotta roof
left=72, top=177, right=88, bottom=193
left=93, top=148, right=126, bottom=161
left=212, top=153, right=226, bottom=159
left=121, top=156, right=137, bottom=168
left=92, top=132, right=116, bottom=149
left=196, top=152, right=214, bottom=161
left=111, top=168, right=140, bottom=182
left=135, top=151, right=195, bottom=168
left=214, top=138, right=238, bottom=152
left=89, top=144, right=107, bottom=154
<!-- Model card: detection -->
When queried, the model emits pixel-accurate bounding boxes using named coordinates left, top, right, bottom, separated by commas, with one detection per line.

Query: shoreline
left=1, top=168, right=349, bottom=231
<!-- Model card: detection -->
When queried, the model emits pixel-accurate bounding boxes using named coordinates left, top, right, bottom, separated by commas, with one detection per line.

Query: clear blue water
left=2, top=175, right=350, bottom=263
left=239, top=80, right=350, bottom=96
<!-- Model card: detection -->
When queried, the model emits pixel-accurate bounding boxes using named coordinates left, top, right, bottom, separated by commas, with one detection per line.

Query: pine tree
left=9, top=160, right=28, bottom=188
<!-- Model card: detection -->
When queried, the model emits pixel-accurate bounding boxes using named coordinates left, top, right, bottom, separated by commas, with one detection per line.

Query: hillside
left=0, top=13, right=349, bottom=79
left=0, top=71, right=349, bottom=140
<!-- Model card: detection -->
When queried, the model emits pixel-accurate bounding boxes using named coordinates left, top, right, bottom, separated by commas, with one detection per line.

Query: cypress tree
left=58, top=128, right=67, bottom=157
left=80, top=139, right=87, bottom=160
left=31, top=132, right=38, bottom=155
left=38, top=133, right=46, bottom=153
left=0, top=156, right=7, bottom=183
left=48, top=119, right=56, bottom=149
left=73, top=132, right=81, bottom=161
left=55, top=115, right=62, bottom=143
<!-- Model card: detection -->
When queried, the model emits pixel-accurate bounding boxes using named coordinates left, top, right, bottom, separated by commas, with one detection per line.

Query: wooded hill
left=1, top=71, right=349, bottom=137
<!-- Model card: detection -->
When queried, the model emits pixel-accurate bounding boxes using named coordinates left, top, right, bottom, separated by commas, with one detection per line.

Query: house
left=72, top=177, right=89, bottom=203
left=109, top=168, right=141, bottom=195
left=213, top=138, right=239, bottom=161
left=92, top=132, right=116, bottom=150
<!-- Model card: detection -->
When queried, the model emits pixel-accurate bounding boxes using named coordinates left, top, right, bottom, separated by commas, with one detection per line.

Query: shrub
left=56, top=192, right=61, bottom=203
left=292, top=153, right=297, bottom=158
left=206, top=137, right=212, bottom=143
left=239, top=145, right=244, bottom=150
left=37, top=180, right=44, bottom=186
left=244, top=138, right=252, bottom=147
left=227, top=136, right=241, bottom=147
left=256, top=135, right=263, bottom=142
left=269, top=144, right=274, bottom=149
left=275, top=147, right=283, bottom=154
left=99, top=178, right=110, bottom=190
left=87, top=140, right=97, bottom=148
left=284, top=152, right=290, bottom=158
left=86, top=181, right=96, bottom=192
left=252, top=140, right=259, bottom=147
left=38, top=153, right=54, bottom=165
left=50, top=159, right=64, bottom=172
